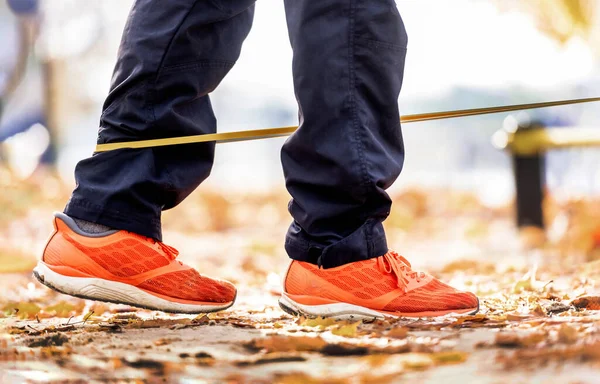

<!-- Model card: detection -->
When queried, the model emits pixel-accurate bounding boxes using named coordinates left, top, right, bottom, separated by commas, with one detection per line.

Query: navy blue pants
left=65, top=0, right=407, bottom=269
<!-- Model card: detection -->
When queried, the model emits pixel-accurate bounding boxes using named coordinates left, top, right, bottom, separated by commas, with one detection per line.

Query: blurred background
left=1, top=0, right=599, bottom=204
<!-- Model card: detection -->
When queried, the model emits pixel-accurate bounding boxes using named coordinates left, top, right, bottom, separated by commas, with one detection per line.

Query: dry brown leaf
left=542, top=301, right=571, bottom=315
left=571, top=295, right=600, bottom=310
left=27, top=333, right=69, bottom=348
left=495, top=331, right=545, bottom=348
left=365, top=354, right=390, bottom=367
left=274, top=373, right=349, bottom=384
left=557, top=323, right=578, bottom=344
left=234, top=353, right=307, bottom=366
left=386, top=326, right=409, bottom=339
left=245, top=335, right=327, bottom=353
left=506, top=312, right=535, bottom=321
left=359, top=373, right=402, bottom=384
left=452, top=314, right=488, bottom=326
left=154, top=338, right=181, bottom=346
left=497, top=341, right=600, bottom=368
left=320, top=343, right=369, bottom=356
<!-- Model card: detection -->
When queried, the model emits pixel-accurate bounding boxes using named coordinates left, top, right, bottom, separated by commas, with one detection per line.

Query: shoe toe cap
left=217, top=279, right=237, bottom=303
left=456, top=291, right=479, bottom=310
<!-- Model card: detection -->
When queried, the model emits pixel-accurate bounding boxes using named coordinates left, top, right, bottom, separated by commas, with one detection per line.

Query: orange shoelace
left=156, top=242, right=179, bottom=261
left=150, top=239, right=179, bottom=261
left=377, top=251, right=425, bottom=292
left=127, top=231, right=180, bottom=261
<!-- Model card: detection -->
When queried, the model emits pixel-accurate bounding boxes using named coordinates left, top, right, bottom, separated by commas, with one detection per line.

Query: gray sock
left=73, top=218, right=114, bottom=234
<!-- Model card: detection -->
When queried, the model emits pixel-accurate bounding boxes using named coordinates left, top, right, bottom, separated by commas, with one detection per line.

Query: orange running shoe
left=280, top=251, right=478, bottom=319
left=33, top=213, right=236, bottom=313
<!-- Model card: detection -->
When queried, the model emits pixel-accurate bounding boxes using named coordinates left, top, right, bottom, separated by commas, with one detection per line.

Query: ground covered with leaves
left=1, top=168, right=600, bottom=383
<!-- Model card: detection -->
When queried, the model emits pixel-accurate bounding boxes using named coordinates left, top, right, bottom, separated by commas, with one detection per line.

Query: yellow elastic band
left=95, top=96, right=600, bottom=153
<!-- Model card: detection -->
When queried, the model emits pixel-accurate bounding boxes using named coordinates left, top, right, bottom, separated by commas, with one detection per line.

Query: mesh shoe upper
left=285, top=251, right=478, bottom=314
left=42, top=215, right=236, bottom=304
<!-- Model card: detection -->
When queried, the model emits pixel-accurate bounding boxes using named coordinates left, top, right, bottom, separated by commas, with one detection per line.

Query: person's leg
left=35, top=0, right=255, bottom=314
left=282, top=0, right=407, bottom=269
left=65, top=0, right=255, bottom=241
left=280, top=1, right=479, bottom=319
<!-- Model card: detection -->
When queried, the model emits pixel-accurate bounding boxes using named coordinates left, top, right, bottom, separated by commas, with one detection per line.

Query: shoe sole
left=279, top=293, right=479, bottom=320
left=33, top=262, right=235, bottom=314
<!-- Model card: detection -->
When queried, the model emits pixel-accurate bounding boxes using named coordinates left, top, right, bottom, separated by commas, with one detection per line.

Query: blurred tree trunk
left=41, top=58, right=63, bottom=164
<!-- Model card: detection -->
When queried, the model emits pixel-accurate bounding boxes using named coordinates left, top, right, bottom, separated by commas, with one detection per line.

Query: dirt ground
left=1, top=169, right=600, bottom=383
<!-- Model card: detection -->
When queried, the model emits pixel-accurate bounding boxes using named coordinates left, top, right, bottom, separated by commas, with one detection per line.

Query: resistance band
left=95, top=96, right=600, bottom=153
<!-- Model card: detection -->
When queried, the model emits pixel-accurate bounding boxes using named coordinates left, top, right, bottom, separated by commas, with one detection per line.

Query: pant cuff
left=285, top=219, right=388, bottom=269
left=64, top=198, right=162, bottom=240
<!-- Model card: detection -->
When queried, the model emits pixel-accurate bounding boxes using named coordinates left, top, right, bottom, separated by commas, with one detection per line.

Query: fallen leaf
left=430, top=351, right=469, bottom=364
left=192, top=314, right=210, bottom=324
left=386, top=326, right=409, bottom=339
left=542, top=301, right=571, bottom=315
left=557, top=323, right=578, bottom=344
left=3, top=302, right=41, bottom=319
left=121, top=358, right=166, bottom=372
left=274, top=372, right=349, bottom=384
left=495, top=332, right=545, bottom=348
left=506, top=312, right=534, bottom=321
left=571, top=296, right=600, bottom=310
left=43, top=301, right=85, bottom=318
left=366, top=354, right=390, bottom=367
left=244, top=335, right=327, bottom=353
left=299, top=317, right=337, bottom=329
left=452, top=314, right=487, bottom=326
left=400, top=353, right=434, bottom=370
left=235, top=353, right=307, bottom=366
left=320, top=343, right=369, bottom=356
left=331, top=322, right=360, bottom=338
left=154, top=338, right=180, bottom=346
left=27, top=333, right=69, bottom=348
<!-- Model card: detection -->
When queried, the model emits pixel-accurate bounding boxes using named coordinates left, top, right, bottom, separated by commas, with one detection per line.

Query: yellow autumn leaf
left=331, top=322, right=360, bottom=338
left=43, top=301, right=85, bottom=318
left=431, top=351, right=469, bottom=364
left=3, top=302, right=41, bottom=319
left=400, top=353, right=434, bottom=370
left=300, top=317, right=337, bottom=329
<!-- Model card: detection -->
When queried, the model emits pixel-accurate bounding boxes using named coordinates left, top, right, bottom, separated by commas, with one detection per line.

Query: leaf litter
left=2, top=171, right=600, bottom=382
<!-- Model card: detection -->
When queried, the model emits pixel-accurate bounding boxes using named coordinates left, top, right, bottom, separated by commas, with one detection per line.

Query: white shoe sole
left=279, top=294, right=386, bottom=321
left=33, top=262, right=234, bottom=314
left=279, top=294, right=479, bottom=320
